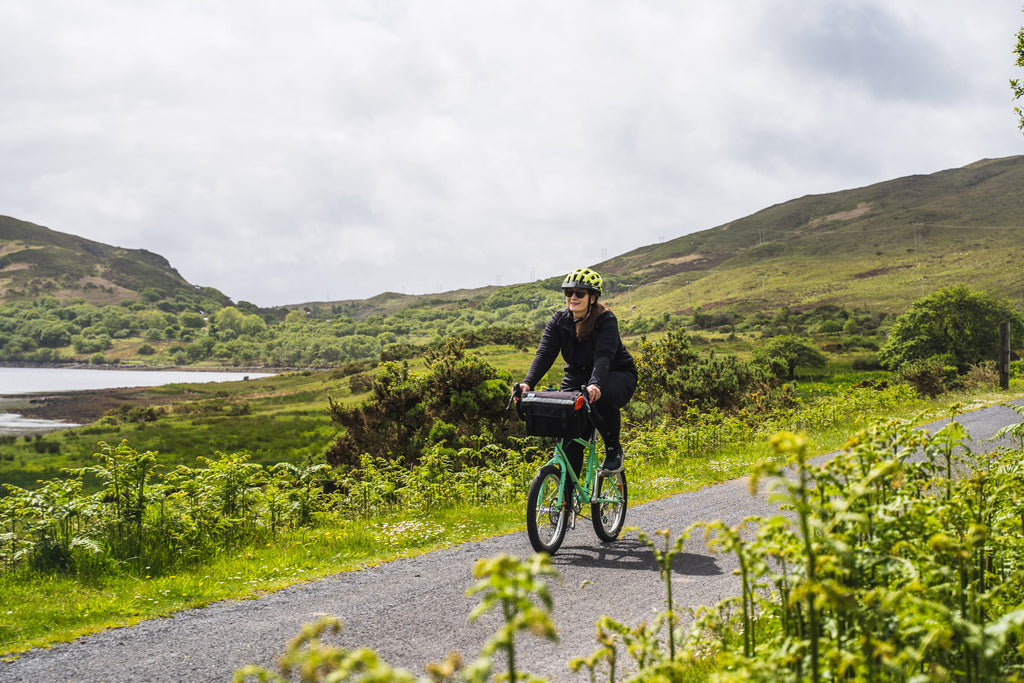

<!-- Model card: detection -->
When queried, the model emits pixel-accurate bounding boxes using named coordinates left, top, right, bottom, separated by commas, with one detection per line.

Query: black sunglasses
left=563, top=288, right=590, bottom=299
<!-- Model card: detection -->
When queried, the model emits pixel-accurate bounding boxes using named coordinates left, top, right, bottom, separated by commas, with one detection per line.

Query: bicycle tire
left=591, top=470, right=628, bottom=542
left=526, top=464, right=569, bottom=554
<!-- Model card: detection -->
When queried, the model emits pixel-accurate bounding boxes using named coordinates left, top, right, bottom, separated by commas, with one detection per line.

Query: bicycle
left=510, top=385, right=628, bottom=555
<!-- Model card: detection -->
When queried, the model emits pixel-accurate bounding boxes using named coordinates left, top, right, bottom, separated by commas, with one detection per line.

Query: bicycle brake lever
left=506, top=383, right=523, bottom=410
left=580, top=385, right=592, bottom=411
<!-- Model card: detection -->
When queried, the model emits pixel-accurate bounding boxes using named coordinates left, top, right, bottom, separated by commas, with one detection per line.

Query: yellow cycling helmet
left=562, top=267, right=603, bottom=295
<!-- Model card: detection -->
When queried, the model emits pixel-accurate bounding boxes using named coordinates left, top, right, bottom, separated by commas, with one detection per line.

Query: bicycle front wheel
left=592, top=470, right=628, bottom=542
left=526, top=464, right=569, bottom=554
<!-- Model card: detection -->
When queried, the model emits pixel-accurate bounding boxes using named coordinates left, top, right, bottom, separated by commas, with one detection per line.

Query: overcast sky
left=2, top=2, right=1023, bottom=307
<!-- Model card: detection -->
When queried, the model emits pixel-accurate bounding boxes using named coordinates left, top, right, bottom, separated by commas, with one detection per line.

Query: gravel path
left=2, top=399, right=1021, bottom=683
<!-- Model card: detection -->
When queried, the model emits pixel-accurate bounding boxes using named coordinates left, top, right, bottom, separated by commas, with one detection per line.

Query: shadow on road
left=548, top=537, right=723, bottom=577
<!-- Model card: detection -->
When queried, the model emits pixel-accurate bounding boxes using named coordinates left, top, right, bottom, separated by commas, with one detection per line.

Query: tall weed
left=680, top=416, right=1024, bottom=681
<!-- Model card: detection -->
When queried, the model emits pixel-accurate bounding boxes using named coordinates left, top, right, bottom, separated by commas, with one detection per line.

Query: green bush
left=30, top=438, right=60, bottom=454
left=880, top=284, right=1024, bottom=372
left=635, top=329, right=776, bottom=419
left=898, top=356, right=958, bottom=397
left=752, top=336, right=827, bottom=380
left=325, top=338, right=515, bottom=468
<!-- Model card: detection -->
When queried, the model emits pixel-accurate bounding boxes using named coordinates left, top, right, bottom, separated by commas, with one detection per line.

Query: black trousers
left=560, top=369, right=637, bottom=478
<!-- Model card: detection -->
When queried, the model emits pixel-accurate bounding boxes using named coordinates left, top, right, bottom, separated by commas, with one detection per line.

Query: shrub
left=102, top=403, right=166, bottom=424
left=347, top=373, right=372, bottom=394
left=635, top=329, right=776, bottom=419
left=962, top=360, right=999, bottom=390
left=30, top=438, right=60, bottom=454
left=752, top=336, right=828, bottom=380
left=380, top=342, right=420, bottom=361
left=898, top=356, right=955, bottom=397
left=326, top=338, right=514, bottom=468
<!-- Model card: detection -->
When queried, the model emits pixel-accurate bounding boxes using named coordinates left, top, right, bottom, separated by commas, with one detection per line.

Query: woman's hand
left=586, top=384, right=602, bottom=403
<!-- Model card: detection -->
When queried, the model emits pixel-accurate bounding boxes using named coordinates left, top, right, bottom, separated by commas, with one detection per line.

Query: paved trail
left=3, top=399, right=1021, bottom=682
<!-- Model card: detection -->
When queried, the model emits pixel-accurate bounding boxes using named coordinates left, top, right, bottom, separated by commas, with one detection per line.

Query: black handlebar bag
left=517, top=390, right=590, bottom=439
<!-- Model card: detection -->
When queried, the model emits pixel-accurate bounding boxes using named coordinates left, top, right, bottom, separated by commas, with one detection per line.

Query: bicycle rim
left=591, top=470, right=627, bottom=542
left=527, top=465, right=568, bottom=554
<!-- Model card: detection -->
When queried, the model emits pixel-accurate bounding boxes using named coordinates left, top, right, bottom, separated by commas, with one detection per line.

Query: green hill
left=595, top=155, right=1024, bottom=317
left=3, top=155, right=1023, bottom=320
left=0, top=215, right=232, bottom=310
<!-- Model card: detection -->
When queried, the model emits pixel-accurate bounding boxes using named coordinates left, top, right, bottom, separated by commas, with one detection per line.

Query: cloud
left=1, top=1, right=1022, bottom=306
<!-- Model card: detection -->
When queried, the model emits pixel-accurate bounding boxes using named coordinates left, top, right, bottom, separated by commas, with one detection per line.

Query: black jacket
left=523, top=308, right=637, bottom=391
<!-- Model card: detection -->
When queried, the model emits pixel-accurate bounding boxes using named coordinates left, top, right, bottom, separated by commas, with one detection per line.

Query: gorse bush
left=633, top=329, right=781, bottom=419
left=898, top=356, right=959, bottom=398
left=325, top=338, right=515, bottom=467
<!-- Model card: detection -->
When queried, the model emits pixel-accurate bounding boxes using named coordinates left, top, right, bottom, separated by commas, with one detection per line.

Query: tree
left=754, top=336, right=828, bottom=380
left=239, top=314, right=267, bottom=336
left=179, top=311, right=206, bottom=330
left=213, top=306, right=244, bottom=333
left=1014, top=14, right=1024, bottom=130
left=878, top=284, right=1024, bottom=372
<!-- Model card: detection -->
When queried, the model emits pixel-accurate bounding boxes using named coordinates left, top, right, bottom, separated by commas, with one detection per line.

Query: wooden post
left=999, top=321, right=1010, bottom=390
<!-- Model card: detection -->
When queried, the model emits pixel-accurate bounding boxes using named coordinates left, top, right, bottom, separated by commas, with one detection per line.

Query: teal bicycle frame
left=517, top=384, right=629, bottom=553
left=549, top=433, right=601, bottom=526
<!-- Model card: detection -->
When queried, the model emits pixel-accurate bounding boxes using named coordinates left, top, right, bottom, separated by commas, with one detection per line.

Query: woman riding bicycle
left=517, top=267, right=638, bottom=477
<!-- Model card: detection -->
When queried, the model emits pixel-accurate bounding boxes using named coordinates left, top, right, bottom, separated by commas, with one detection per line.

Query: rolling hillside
left=3, top=155, right=1023, bottom=319
left=0, top=215, right=232, bottom=310
left=595, top=155, right=1024, bottom=317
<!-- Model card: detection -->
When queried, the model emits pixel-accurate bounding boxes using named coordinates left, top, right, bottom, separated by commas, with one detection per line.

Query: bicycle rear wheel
left=526, top=464, right=569, bottom=554
left=591, top=470, right=628, bottom=542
